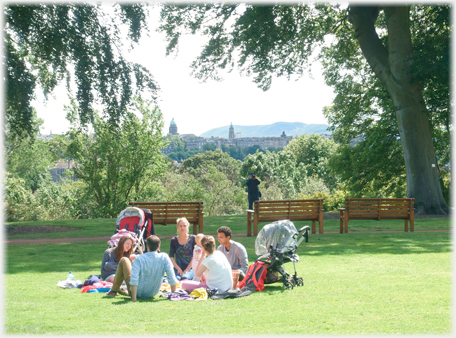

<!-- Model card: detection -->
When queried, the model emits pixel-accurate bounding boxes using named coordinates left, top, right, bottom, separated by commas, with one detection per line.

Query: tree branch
left=348, top=5, right=390, bottom=88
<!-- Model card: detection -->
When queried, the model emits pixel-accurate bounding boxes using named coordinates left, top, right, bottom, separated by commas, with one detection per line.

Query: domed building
left=169, top=118, right=179, bottom=135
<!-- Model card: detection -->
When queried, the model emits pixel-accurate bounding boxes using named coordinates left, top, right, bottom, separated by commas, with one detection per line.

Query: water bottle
left=67, top=271, right=74, bottom=282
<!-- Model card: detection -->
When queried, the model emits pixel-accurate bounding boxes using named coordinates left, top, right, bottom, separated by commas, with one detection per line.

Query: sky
left=32, top=2, right=336, bottom=137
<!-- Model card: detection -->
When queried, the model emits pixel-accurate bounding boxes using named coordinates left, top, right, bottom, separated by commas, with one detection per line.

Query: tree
left=244, top=145, right=262, bottom=156
left=346, top=6, right=448, bottom=214
left=202, top=142, right=217, bottom=151
left=180, top=149, right=242, bottom=183
left=241, top=150, right=307, bottom=200
left=6, top=138, right=55, bottom=192
left=284, top=133, right=338, bottom=191
left=4, top=108, right=55, bottom=192
left=322, top=5, right=450, bottom=206
left=178, top=150, right=245, bottom=215
left=66, top=97, right=167, bottom=217
left=158, top=3, right=450, bottom=214
left=4, top=3, right=157, bottom=139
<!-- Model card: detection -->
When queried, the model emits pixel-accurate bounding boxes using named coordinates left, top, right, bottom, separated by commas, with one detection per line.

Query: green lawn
left=3, top=216, right=452, bottom=335
left=6, top=213, right=451, bottom=240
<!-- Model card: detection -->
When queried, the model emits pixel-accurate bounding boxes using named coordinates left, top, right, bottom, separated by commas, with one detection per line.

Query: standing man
left=246, top=172, right=261, bottom=210
left=216, top=226, right=249, bottom=281
left=105, top=235, right=178, bottom=301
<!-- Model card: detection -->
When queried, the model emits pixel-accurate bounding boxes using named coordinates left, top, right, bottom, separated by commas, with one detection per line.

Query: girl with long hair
left=101, top=235, right=135, bottom=282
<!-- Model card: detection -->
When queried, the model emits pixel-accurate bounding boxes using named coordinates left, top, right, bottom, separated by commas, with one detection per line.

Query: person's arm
left=183, top=236, right=196, bottom=274
left=168, top=238, right=183, bottom=275
left=101, top=250, right=118, bottom=275
left=183, top=261, right=193, bottom=274
left=130, top=285, right=138, bottom=302
left=100, top=250, right=109, bottom=275
left=165, top=255, right=179, bottom=287
left=169, top=257, right=183, bottom=276
left=195, top=263, right=207, bottom=278
left=238, top=245, right=249, bottom=273
left=194, top=253, right=207, bottom=278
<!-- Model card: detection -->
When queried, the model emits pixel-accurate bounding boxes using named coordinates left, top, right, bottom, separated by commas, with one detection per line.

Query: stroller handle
left=296, top=226, right=310, bottom=245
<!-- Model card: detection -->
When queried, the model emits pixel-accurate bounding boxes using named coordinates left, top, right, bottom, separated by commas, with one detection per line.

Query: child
left=191, top=233, right=205, bottom=282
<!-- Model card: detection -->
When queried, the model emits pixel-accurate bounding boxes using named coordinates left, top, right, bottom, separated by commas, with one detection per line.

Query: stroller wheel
left=296, top=278, right=304, bottom=287
left=283, top=280, right=293, bottom=290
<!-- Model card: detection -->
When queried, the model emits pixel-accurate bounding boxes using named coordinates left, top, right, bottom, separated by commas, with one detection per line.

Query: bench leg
left=247, top=214, right=252, bottom=237
left=404, top=219, right=408, bottom=232
left=339, top=210, right=344, bottom=234
left=319, top=221, right=323, bottom=234
left=344, top=215, right=349, bottom=234
left=198, top=218, right=203, bottom=234
left=311, top=221, right=316, bottom=235
left=192, top=224, right=198, bottom=235
left=410, top=218, right=414, bottom=232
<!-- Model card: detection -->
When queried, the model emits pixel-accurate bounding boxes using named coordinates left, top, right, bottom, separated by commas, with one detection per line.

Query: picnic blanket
left=81, top=281, right=113, bottom=293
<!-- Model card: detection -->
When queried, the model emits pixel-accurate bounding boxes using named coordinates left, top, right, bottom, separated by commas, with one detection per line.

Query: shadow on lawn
left=5, top=232, right=451, bottom=275
left=106, top=295, right=166, bottom=305
left=300, top=232, right=452, bottom=256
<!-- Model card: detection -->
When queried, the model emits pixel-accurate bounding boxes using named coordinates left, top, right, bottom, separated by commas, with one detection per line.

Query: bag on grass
left=237, top=261, right=268, bottom=292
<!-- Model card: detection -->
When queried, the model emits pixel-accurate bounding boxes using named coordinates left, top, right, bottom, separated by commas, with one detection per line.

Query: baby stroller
left=114, top=207, right=155, bottom=254
left=255, top=220, right=310, bottom=290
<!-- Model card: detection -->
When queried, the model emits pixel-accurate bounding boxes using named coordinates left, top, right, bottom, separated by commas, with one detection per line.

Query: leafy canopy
left=66, top=96, right=167, bottom=217
left=4, top=3, right=158, bottom=140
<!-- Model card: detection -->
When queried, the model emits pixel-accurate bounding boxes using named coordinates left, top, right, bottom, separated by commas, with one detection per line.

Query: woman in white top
left=181, top=235, right=233, bottom=293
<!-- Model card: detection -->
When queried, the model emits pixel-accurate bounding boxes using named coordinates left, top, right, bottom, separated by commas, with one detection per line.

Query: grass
left=6, top=213, right=451, bottom=240
left=3, top=216, right=453, bottom=335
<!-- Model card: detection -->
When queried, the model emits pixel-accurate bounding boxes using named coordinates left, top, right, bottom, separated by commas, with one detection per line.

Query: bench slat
left=247, top=199, right=323, bottom=236
left=128, top=201, right=204, bottom=234
left=340, top=198, right=414, bottom=233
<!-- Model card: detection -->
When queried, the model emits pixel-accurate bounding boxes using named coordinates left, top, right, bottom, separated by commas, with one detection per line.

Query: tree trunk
left=348, top=5, right=449, bottom=214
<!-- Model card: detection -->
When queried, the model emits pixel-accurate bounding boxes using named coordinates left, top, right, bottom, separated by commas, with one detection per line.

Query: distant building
left=182, top=134, right=207, bottom=150
left=169, top=118, right=178, bottom=135
left=37, top=131, right=58, bottom=140
left=50, top=160, right=78, bottom=182
left=229, top=123, right=235, bottom=140
left=161, top=120, right=294, bottom=154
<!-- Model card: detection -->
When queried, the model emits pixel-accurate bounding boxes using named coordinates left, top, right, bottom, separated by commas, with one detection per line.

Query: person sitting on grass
left=169, top=217, right=196, bottom=281
left=216, top=226, right=248, bottom=281
left=105, top=235, right=178, bottom=301
left=101, top=235, right=136, bottom=283
left=180, top=235, right=233, bottom=293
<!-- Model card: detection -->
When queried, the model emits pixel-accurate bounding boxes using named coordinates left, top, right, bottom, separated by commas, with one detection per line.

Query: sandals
left=117, top=288, right=129, bottom=296
left=105, top=290, right=117, bottom=297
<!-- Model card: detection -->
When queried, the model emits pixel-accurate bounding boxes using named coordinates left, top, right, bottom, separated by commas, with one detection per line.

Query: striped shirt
left=130, top=251, right=178, bottom=299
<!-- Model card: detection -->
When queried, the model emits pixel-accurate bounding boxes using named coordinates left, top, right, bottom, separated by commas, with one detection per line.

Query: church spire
left=229, top=122, right=235, bottom=140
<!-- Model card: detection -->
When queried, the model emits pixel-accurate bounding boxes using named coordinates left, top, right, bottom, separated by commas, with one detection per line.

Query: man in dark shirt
left=246, top=172, right=261, bottom=210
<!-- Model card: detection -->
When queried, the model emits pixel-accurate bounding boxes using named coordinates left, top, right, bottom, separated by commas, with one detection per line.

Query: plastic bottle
left=67, top=271, right=74, bottom=282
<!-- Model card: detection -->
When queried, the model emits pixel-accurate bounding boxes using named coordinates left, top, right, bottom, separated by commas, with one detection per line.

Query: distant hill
left=200, top=122, right=331, bottom=138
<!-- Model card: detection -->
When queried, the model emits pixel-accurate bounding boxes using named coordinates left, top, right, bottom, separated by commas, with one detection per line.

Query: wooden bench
left=247, top=199, right=324, bottom=236
left=339, top=198, right=415, bottom=233
left=128, top=201, right=204, bottom=235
